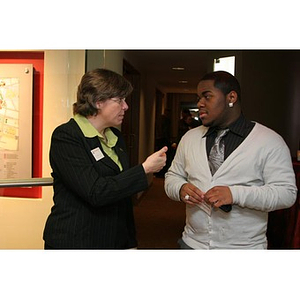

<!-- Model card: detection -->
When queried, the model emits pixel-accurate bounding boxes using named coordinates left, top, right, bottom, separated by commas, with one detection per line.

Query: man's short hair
left=200, top=71, right=241, bottom=101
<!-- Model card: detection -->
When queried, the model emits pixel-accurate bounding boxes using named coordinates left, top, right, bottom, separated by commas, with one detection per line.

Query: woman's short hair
left=200, top=71, right=242, bottom=102
left=73, top=68, right=133, bottom=116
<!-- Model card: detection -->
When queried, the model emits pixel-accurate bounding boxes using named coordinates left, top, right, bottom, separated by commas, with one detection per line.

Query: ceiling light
left=172, top=67, right=185, bottom=71
left=178, top=80, right=188, bottom=84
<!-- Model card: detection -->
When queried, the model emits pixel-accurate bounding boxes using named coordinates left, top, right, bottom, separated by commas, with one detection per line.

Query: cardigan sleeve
left=230, top=135, right=297, bottom=212
left=164, top=132, right=194, bottom=201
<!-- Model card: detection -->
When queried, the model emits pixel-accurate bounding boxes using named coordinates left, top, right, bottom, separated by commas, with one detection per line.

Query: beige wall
left=86, top=50, right=124, bottom=74
left=0, top=50, right=85, bottom=249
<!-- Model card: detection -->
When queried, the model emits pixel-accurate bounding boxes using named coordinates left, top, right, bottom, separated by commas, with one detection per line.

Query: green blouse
left=74, top=114, right=123, bottom=171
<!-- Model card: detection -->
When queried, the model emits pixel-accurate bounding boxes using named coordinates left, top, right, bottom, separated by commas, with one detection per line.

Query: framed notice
left=0, top=64, right=33, bottom=180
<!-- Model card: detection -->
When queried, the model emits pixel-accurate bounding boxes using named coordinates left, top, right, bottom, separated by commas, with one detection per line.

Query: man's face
left=197, top=79, right=230, bottom=128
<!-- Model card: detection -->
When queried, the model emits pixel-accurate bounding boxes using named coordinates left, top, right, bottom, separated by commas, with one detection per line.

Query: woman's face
left=97, top=97, right=129, bottom=127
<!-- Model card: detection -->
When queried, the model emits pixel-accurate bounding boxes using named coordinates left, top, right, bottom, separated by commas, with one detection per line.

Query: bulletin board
left=0, top=64, right=33, bottom=179
left=0, top=52, right=44, bottom=198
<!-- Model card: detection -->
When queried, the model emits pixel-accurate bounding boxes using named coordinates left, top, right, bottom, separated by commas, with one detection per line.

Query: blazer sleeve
left=50, top=121, right=149, bottom=207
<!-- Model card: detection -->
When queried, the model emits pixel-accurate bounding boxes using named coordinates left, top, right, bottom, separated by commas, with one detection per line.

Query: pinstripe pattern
left=205, top=114, right=255, bottom=159
left=43, top=119, right=148, bottom=249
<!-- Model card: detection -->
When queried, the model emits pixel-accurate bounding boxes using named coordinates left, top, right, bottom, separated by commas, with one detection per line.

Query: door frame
left=122, top=60, right=140, bottom=168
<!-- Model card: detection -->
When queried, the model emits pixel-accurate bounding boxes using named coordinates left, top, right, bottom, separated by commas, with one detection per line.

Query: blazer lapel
left=114, top=145, right=129, bottom=170
left=86, top=136, right=121, bottom=173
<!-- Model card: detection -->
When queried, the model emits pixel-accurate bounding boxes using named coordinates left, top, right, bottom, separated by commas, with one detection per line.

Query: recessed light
left=172, top=67, right=185, bottom=71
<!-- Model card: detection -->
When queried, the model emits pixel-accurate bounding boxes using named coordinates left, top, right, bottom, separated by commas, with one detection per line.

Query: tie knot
left=215, top=129, right=229, bottom=143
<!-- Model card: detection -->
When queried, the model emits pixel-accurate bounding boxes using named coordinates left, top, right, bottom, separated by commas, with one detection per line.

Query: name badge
left=91, top=147, right=104, bottom=161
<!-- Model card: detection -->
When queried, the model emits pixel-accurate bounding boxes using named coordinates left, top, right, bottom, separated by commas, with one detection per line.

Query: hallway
left=133, top=177, right=186, bottom=249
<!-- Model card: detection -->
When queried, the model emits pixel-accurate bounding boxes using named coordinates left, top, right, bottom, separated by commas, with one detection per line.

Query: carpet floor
left=133, top=177, right=186, bottom=249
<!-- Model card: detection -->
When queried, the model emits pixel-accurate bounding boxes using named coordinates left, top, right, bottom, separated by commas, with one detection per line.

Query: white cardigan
left=165, top=122, right=297, bottom=249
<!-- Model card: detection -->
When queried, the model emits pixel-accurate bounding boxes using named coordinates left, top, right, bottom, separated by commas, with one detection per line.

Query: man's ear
left=227, top=91, right=238, bottom=105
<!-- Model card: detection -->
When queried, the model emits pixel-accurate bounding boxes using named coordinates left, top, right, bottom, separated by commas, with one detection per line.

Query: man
left=177, top=109, right=201, bottom=142
left=164, top=71, right=297, bottom=249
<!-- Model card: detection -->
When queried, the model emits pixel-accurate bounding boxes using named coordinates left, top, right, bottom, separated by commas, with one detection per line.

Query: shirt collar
left=74, top=114, right=118, bottom=148
left=203, top=114, right=252, bottom=138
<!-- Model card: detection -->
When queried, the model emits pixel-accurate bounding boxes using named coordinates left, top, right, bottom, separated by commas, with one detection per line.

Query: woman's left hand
left=142, top=146, right=168, bottom=174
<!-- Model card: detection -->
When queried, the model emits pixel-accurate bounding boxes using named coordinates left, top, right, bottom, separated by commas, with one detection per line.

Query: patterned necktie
left=209, top=129, right=229, bottom=175
left=208, top=129, right=232, bottom=212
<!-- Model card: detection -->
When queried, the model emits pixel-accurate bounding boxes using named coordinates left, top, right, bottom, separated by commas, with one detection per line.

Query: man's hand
left=179, top=183, right=205, bottom=205
left=204, top=186, right=233, bottom=208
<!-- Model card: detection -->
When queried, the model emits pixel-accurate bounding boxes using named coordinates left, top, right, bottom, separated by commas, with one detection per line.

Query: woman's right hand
left=142, top=146, right=168, bottom=174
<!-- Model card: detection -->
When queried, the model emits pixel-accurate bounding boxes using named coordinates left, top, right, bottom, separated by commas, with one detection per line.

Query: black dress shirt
left=204, top=114, right=255, bottom=161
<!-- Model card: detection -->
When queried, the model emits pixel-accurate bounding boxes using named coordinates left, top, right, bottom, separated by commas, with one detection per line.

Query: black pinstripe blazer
left=43, top=119, right=148, bottom=249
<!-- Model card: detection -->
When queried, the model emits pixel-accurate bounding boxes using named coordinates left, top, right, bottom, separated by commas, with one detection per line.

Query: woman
left=43, top=68, right=167, bottom=249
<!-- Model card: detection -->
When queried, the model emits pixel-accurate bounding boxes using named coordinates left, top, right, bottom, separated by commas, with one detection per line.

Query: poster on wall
left=0, top=64, right=33, bottom=180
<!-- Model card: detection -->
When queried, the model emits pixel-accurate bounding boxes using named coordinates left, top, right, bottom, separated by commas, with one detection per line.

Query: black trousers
left=178, top=238, right=193, bottom=249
